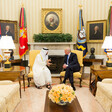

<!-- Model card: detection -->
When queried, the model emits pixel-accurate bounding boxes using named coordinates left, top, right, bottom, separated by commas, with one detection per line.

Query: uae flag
left=104, top=6, right=112, bottom=53
left=19, top=7, right=28, bottom=58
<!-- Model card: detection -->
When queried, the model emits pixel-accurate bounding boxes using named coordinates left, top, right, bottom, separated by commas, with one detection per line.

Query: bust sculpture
left=89, top=47, right=95, bottom=59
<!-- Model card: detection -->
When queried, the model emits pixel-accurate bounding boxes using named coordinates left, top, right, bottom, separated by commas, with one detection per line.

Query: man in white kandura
left=33, top=47, right=52, bottom=89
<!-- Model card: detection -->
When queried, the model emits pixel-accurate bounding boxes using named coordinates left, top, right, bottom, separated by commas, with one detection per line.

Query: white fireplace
left=28, top=42, right=76, bottom=75
left=28, top=42, right=76, bottom=55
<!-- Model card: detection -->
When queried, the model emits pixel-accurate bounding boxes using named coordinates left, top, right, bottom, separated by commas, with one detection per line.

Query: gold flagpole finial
left=22, top=3, right=24, bottom=7
left=111, top=0, right=112, bottom=5
left=79, top=5, right=82, bottom=9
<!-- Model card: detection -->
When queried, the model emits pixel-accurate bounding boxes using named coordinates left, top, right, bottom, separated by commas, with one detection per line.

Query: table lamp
left=0, top=36, right=16, bottom=70
left=102, top=36, right=112, bottom=68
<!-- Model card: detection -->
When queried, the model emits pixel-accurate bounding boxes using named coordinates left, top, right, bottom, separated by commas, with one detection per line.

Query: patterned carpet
left=15, top=74, right=105, bottom=112
left=21, top=77, right=89, bottom=89
left=15, top=83, right=105, bottom=112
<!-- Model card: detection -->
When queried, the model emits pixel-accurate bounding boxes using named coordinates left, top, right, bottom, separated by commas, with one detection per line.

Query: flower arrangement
left=48, top=84, right=75, bottom=105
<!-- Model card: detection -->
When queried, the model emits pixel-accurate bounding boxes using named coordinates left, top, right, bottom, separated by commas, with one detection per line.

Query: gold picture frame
left=42, top=8, right=62, bottom=33
left=87, top=20, right=106, bottom=43
left=0, top=20, right=18, bottom=43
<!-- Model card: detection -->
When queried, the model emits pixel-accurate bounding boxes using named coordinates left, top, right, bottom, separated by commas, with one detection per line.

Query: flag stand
left=22, top=54, right=28, bottom=67
left=24, top=54, right=26, bottom=60
left=23, top=54, right=28, bottom=77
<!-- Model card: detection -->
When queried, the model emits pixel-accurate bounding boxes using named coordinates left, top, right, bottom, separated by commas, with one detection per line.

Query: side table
left=2, top=59, right=22, bottom=66
left=83, top=58, right=103, bottom=66
left=90, top=65, right=112, bottom=95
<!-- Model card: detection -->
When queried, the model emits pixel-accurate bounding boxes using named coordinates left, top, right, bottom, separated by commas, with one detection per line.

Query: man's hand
left=47, top=62, right=52, bottom=66
left=47, top=59, right=52, bottom=66
left=47, top=59, right=51, bottom=63
left=63, top=64, right=67, bottom=69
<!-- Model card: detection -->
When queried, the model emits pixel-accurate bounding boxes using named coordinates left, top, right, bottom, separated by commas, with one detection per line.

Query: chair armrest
left=102, top=78, right=112, bottom=83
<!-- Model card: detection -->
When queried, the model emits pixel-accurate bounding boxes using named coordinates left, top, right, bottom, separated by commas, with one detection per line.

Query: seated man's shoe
left=46, top=84, right=52, bottom=90
left=62, top=79, right=66, bottom=84
left=71, top=83, right=76, bottom=91
left=35, top=85, right=42, bottom=89
left=72, top=86, right=76, bottom=91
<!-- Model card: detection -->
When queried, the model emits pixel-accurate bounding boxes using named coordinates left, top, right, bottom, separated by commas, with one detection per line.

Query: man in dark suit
left=90, top=26, right=103, bottom=40
left=63, top=48, right=80, bottom=91
left=3, top=25, right=14, bottom=40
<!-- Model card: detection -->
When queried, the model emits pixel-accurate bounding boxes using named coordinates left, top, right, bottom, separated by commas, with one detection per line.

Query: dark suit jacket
left=3, top=31, right=14, bottom=40
left=64, top=52, right=80, bottom=72
left=91, top=31, right=103, bottom=40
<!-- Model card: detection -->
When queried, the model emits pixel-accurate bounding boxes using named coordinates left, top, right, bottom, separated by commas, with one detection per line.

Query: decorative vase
left=57, top=100, right=67, bottom=105
left=48, top=84, right=76, bottom=106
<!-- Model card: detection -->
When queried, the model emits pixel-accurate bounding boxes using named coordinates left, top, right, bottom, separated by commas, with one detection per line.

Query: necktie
left=67, top=55, right=69, bottom=65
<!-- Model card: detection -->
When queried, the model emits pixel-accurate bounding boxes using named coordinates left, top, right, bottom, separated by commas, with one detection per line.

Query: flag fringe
left=19, top=49, right=28, bottom=59
left=83, top=52, right=88, bottom=58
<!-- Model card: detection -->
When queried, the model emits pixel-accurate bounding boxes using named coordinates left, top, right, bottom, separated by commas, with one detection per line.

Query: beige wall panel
left=0, top=0, right=111, bottom=55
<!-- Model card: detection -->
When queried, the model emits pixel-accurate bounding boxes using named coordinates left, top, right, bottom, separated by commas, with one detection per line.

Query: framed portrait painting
left=87, top=20, right=106, bottom=42
left=42, top=8, right=62, bottom=33
left=0, top=20, right=18, bottom=43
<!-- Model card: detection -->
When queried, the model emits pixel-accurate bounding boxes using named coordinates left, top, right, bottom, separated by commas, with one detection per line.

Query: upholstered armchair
left=60, top=50, right=83, bottom=87
left=28, top=50, right=40, bottom=87
left=95, top=78, right=112, bottom=112
left=0, top=80, right=20, bottom=112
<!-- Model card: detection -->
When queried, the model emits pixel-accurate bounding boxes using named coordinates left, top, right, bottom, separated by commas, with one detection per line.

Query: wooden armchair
left=28, top=50, right=40, bottom=87
left=60, top=50, right=83, bottom=87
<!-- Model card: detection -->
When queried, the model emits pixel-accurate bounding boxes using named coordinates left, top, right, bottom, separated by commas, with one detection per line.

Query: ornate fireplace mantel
left=28, top=42, right=76, bottom=50
left=28, top=42, right=76, bottom=55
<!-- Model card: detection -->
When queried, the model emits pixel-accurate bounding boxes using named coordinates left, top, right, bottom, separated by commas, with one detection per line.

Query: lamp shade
left=0, top=36, right=16, bottom=49
left=102, top=36, right=112, bottom=49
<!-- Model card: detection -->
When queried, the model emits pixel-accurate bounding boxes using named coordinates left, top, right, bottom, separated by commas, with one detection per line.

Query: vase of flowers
left=48, top=84, right=75, bottom=105
left=57, top=100, right=67, bottom=105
